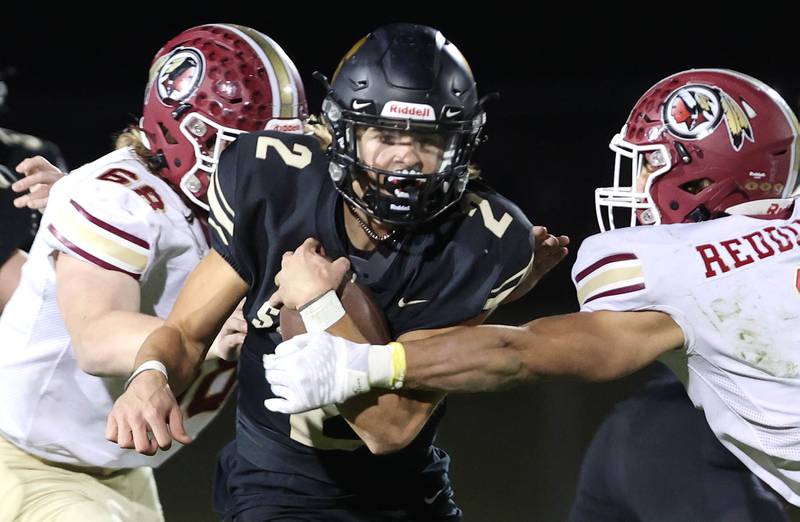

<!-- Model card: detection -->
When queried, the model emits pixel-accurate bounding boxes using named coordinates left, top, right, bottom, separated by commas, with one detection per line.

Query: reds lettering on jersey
left=695, top=219, right=800, bottom=277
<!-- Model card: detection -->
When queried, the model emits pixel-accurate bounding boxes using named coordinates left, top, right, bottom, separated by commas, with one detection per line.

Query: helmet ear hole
left=680, top=178, right=714, bottom=194
left=158, top=123, right=178, bottom=145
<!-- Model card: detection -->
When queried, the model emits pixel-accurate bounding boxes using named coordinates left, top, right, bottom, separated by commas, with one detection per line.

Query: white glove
left=262, top=332, right=405, bottom=414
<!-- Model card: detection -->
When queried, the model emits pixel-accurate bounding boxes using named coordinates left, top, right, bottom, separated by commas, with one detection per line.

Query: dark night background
left=2, top=9, right=799, bottom=521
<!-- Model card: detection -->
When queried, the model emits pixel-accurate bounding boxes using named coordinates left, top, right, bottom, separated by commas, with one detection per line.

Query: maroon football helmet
left=141, top=24, right=308, bottom=210
left=596, top=69, right=800, bottom=230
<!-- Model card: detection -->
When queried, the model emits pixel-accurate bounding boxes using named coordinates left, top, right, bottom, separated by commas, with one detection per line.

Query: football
left=279, top=278, right=391, bottom=344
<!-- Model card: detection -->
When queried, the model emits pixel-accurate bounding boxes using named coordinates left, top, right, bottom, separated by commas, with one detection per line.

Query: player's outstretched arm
left=401, top=310, right=684, bottom=390
left=267, top=309, right=684, bottom=407
left=106, top=249, right=248, bottom=455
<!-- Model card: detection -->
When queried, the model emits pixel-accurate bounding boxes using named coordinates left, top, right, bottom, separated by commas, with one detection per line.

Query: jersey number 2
left=255, top=136, right=312, bottom=169
left=465, top=193, right=513, bottom=238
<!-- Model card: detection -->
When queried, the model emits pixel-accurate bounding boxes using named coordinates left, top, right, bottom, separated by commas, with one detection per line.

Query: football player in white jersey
left=264, top=69, right=800, bottom=512
left=0, top=24, right=307, bottom=521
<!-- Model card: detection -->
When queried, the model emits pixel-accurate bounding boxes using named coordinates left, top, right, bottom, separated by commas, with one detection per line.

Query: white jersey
left=0, top=147, right=236, bottom=469
left=572, top=203, right=800, bottom=505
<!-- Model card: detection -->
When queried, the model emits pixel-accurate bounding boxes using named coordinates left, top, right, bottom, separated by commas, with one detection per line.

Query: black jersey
left=210, top=130, right=532, bottom=513
left=0, top=127, right=66, bottom=263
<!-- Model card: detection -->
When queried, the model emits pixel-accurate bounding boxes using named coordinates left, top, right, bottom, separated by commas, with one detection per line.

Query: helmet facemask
left=176, top=111, right=245, bottom=210
left=324, top=95, right=485, bottom=226
left=596, top=128, right=672, bottom=231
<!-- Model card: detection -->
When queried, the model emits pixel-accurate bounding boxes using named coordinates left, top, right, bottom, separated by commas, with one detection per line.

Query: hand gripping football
left=279, top=277, right=390, bottom=344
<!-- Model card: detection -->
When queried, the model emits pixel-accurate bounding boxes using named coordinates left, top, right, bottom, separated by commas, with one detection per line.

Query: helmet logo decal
left=664, top=84, right=755, bottom=152
left=380, top=101, right=435, bottom=121
left=663, top=85, right=722, bottom=139
left=720, top=93, right=755, bottom=151
left=157, top=48, right=204, bottom=103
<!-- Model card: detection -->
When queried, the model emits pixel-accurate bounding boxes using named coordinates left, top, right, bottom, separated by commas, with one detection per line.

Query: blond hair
left=114, top=126, right=164, bottom=173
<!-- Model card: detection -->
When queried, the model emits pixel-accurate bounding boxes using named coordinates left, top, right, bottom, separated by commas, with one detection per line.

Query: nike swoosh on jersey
left=398, top=297, right=428, bottom=308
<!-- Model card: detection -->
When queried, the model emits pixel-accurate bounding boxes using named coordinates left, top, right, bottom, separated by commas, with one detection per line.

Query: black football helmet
left=322, top=23, right=487, bottom=226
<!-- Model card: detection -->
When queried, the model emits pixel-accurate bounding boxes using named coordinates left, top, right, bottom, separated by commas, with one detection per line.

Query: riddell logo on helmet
left=265, top=119, right=304, bottom=134
left=381, top=101, right=435, bottom=121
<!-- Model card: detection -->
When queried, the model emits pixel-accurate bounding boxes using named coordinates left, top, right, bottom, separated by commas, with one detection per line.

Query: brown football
left=279, top=278, right=391, bottom=344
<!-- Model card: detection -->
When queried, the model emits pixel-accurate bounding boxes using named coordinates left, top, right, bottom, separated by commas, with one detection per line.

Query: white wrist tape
left=299, top=290, right=345, bottom=332
left=125, top=360, right=168, bottom=390
left=368, top=342, right=406, bottom=389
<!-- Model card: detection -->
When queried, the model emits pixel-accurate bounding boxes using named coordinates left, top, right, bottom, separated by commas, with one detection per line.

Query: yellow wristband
left=388, top=342, right=406, bottom=389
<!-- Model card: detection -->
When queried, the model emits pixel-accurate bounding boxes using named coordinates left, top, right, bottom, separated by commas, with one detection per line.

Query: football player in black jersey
left=0, top=75, right=66, bottom=310
left=263, top=69, right=796, bottom=521
left=108, top=23, right=559, bottom=520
